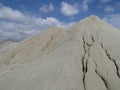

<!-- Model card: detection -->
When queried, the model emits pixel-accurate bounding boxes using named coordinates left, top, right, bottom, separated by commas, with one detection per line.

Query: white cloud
left=0, top=4, right=75, bottom=41
left=104, top=6, right=114, bottom=13
left=103, top=14, right=120, bottom=29
left=0, top=4, right=26, bottom=22
left=60, top=2, right=79, bottom=16
left=39, top=3, right=54, bottom=13
left=82, top=4, right=88, bottom=11
left=82, top=1, right=88, bottom=11
left=101, top=0, right=111, bottom=3
left=82, top=0, right=93, bottom=11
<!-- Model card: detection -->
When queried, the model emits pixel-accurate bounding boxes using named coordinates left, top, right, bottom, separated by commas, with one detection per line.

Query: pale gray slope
left=0, top=39, right=18, bottom=53
left=0, top=15, right=120, bottom=90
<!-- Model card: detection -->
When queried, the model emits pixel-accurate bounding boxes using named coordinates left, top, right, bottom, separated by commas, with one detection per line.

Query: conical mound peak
left=71, top=15, right=120, bottom=35
left=78, top=15, right=103, bottom=25
left=87, top=15, right=100, bottom=20
left=69, top=15, right=104, bottom=36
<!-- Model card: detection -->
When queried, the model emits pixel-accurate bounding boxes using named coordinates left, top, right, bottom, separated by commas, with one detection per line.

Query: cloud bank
left=0, top=4, right=75, bottom=41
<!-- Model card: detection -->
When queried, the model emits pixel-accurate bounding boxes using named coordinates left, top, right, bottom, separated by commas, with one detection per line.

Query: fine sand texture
left=0, top=39, right=18, bottom=53
left=0, top=15, right=120, bottom=90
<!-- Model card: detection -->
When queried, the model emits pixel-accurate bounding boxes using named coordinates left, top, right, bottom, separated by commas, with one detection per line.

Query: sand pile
left=0, top=15, right=120, bottom=90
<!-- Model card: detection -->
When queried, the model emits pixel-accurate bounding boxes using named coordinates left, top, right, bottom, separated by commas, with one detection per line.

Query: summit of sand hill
left=0, top=15, right=120, bottom=90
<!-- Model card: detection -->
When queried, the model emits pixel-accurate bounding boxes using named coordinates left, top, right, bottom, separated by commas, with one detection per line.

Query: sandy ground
left=0, top=15, right=120, bottom=90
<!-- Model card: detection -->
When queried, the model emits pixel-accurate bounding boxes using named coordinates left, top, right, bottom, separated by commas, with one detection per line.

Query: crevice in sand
left=82, top=35, right=87, bottom=90
left=82, top=34, right=95, bottom=90
left=93, top=61, right=109, bottom=90
left=100, top=43, right=120, bottom=79
left=88, top=30, right=109, bottom=90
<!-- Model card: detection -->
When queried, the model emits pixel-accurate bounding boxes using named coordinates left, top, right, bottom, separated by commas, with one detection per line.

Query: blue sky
left=1, top=0, right=120, bottom=21
left=0, top=0, right=120, bottom=41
